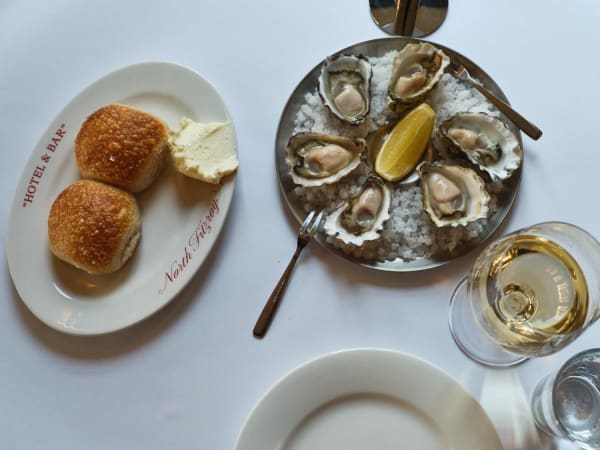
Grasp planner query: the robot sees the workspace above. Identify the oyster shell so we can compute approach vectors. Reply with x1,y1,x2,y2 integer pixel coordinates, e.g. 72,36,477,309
387,43,450,111
286,132,367,187
323,177,391,246
318,54,372,125
417,161,490,227
437,112,522,181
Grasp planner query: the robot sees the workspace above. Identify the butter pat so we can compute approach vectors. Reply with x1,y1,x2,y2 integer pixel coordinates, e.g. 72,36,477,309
169,118,238,184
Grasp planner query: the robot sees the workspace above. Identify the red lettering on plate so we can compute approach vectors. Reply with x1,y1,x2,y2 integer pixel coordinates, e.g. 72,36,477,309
159,197,221,294
22,124,67,207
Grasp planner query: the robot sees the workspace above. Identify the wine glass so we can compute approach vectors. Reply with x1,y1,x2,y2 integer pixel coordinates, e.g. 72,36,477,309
448,222,600,367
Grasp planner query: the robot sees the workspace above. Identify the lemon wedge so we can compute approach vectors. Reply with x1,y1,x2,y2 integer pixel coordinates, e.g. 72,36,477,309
374,102,435,182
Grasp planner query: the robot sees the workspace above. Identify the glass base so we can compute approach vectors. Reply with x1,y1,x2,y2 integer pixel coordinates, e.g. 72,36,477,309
448,277,529,368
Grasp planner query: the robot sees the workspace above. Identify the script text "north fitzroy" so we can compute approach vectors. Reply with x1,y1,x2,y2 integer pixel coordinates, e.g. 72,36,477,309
159,198,221,294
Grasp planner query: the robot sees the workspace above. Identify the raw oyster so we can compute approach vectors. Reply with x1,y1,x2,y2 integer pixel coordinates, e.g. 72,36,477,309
318,54,372,125
286,132,367,187
323,177,391,246
437,112,522,180
387,42,450,111
417,161,490,227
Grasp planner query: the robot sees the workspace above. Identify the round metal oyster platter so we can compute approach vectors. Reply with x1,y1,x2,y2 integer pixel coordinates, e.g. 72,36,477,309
275,37,522,272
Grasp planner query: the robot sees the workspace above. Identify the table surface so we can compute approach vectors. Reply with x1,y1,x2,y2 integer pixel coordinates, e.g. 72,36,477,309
1,1,598,449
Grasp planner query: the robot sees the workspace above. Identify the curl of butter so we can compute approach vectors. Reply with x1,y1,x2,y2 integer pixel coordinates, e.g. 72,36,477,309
169,118,238,184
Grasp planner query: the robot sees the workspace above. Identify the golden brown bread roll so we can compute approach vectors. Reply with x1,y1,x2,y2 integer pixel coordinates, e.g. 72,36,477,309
75,104,169,192
48,180,141,275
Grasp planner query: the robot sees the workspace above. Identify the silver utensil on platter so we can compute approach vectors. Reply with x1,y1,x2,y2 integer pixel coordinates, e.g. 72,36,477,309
253,210,325,338
449,61,543,141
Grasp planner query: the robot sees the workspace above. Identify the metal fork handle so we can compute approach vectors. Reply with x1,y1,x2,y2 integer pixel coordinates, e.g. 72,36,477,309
470,81,543,141
253,242,305,338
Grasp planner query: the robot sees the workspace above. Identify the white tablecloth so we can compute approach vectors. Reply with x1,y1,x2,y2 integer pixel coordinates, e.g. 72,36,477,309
1,1,598,449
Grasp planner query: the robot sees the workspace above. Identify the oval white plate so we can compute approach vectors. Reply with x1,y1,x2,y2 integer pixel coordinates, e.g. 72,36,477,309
6,62,236,335
235,348,502,450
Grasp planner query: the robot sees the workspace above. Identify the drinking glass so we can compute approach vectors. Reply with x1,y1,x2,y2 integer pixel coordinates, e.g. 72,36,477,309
448,222,600,367
531,348,600,449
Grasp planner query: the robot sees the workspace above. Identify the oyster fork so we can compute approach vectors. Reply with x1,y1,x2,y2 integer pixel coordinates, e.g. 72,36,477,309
253,210,325,338
449,61,543,141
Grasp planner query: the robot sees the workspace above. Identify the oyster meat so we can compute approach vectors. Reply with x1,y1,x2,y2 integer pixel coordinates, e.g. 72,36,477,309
323,177,391,246
387,42,450,111
318,54,372,125
286,132,367,187
437,112,522,181
417,161,490,227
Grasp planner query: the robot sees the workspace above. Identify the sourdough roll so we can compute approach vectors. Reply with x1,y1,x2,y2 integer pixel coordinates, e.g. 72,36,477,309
75,104,169,192
48,180,141,275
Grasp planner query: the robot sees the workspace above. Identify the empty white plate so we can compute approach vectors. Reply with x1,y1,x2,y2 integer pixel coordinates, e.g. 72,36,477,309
235,348,502,450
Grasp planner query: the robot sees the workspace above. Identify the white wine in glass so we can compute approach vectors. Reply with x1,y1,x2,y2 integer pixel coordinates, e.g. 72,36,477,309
449,222,600,367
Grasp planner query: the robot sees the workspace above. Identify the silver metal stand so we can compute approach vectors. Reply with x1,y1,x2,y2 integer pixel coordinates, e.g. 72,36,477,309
369,0,448,37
